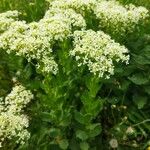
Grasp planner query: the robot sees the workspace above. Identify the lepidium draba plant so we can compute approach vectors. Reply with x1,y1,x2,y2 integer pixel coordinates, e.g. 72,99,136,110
0,84,33,148
70,30,129,78
94,0,149,40
0,0,149,149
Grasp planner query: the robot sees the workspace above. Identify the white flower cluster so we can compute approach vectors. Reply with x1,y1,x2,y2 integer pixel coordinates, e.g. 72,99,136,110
0,19,58,75
49,0,96,14
0,84,33,147
0,10,19,33
0,4,86,74
44,8,86,30
70,30,129,78
94,0,149,37
0,0,148,76
5,85,33,112
0,112,30,147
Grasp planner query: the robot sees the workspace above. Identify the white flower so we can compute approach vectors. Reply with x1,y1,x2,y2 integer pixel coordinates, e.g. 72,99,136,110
49,0,96,15
0,5,87,75
44,8,86,29
5,84,33,113
94,0,149,38
0,112,30,146
1,0,147,75
70,30,129,78
0,84,33,147
0,19,58,74
0,10,19,32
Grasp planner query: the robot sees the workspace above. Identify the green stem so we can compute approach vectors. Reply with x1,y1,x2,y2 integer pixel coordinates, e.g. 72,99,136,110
132,119,150,127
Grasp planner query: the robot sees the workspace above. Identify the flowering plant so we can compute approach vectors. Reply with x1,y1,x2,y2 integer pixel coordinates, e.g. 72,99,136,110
0,0,150,149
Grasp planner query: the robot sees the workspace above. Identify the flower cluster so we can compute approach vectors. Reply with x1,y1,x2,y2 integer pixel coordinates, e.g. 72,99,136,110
0,10,19,33
0,84,33,147
5,84,33,112
0,0,148,77
70,30,129,78
94,0,149,38
49,0,96,15
44,8,86,30
0,112,30,147
0,4,86,74
0,19,58,74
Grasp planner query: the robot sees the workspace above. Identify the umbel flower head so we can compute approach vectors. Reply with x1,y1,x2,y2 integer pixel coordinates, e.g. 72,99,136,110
94,0,149,38
0,84,33,148
0,0,148,76
0,10,19,33
49,0,97,15
5,84,34,113
0,5,86,75
70,30,129,78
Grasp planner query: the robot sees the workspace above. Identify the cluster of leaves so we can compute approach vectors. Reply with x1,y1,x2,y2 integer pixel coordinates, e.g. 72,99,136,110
0,0,150,150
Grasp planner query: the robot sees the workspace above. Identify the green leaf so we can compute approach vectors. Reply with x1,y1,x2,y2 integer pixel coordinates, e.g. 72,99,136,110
119,80,130,91
76,130,88,141
74,111,91,124
70,139,80,150
128,73,149,85
85,76,101,98
86,123,102,138
37,128,50,145
81,93,104,116
144,86,150,95
49,128,61,137
80,142,89,150
133,54,150,65
27,79,41,90
58,139,69,150
59,109,72,127
23,63,33,79
90,99,103,116
133,94,148,109
40,112,51,122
